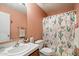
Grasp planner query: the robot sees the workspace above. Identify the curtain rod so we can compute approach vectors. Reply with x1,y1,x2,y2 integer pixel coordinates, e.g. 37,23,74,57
43,9,78,19
44,10,78,18
57,10,78,14
68,10,77,12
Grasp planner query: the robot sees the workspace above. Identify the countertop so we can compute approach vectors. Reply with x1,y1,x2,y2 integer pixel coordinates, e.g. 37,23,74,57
0,43,39,56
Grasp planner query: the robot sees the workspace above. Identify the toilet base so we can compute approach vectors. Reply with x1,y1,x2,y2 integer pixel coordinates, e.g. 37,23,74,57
39,52,47,56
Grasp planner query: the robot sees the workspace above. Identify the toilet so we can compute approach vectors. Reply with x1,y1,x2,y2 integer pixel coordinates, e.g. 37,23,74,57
35,40,55,56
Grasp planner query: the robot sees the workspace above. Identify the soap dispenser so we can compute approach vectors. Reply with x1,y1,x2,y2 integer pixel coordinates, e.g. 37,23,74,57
30,36,34,43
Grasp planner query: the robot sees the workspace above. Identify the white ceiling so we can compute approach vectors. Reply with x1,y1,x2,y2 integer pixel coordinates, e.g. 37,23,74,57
0,3,74,15
0,3,27,14
37,3,74,15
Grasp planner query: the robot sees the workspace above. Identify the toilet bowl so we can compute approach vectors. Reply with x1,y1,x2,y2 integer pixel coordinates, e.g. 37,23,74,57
40,47,54,56
35,40,55,56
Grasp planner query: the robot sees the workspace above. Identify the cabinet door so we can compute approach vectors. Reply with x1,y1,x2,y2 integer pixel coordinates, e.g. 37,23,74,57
0,12,10,42
29,49,39,56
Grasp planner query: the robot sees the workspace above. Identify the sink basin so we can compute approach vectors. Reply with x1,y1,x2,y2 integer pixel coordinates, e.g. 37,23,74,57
4,44,30,55
0,43,39,56
0,47,5,53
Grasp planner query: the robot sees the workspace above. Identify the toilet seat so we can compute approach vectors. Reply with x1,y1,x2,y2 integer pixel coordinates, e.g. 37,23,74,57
40,47,54,56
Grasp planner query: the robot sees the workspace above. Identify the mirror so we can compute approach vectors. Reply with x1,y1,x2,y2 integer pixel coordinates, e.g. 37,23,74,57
0,3,27,48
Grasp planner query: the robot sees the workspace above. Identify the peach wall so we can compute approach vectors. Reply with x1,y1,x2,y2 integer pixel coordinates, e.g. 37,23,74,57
0,5,27,40
47,4,74,16
27,4,47,40
74,4,79,28
27,3,75,40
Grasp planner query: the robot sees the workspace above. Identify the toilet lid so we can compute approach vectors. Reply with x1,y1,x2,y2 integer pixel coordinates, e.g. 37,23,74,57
35,40,44,44
40,47,54,56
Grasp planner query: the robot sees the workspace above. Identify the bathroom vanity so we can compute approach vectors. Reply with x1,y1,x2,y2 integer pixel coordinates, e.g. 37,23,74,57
23,43,39,56
0,43,39,56
27,49,39,56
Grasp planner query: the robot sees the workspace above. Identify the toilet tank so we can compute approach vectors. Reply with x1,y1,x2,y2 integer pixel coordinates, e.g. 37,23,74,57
35,40,44,50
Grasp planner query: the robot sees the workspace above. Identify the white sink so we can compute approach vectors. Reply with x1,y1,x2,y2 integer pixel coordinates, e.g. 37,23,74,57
0,43,39,56
0,48,5,53
3,43,30,56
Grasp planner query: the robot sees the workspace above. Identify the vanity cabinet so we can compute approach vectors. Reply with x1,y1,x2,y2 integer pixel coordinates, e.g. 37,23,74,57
29,49,39,56
74,48,79,56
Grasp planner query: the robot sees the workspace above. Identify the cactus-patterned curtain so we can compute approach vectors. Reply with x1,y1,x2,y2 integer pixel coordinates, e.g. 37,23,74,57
42,11,76,56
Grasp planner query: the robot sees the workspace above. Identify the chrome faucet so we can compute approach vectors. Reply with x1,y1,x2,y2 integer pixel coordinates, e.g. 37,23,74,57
15,42,19,47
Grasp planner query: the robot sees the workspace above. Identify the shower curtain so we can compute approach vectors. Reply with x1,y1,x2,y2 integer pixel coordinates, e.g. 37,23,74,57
42,11,76,56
